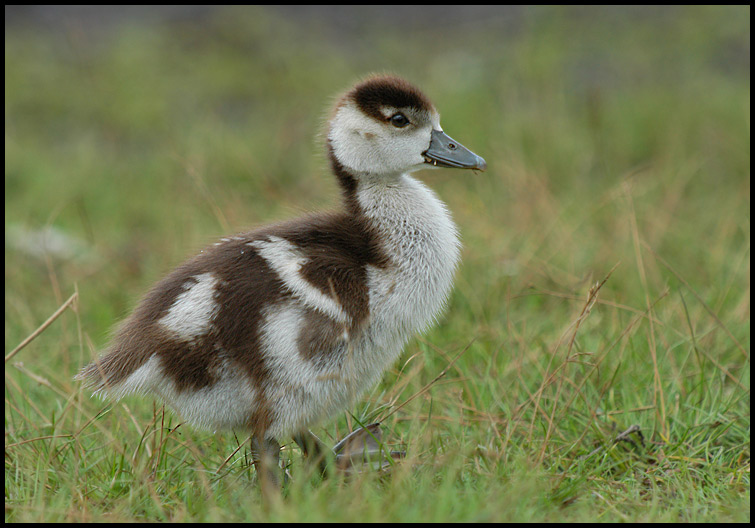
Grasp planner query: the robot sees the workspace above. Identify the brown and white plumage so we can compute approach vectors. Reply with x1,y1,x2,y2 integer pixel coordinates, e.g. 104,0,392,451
77,74,486,485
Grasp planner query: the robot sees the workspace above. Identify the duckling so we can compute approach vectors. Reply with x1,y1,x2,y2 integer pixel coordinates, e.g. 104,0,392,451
76,74,486,491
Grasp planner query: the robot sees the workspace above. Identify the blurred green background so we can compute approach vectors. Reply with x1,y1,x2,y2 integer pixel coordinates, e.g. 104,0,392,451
5,5,750,522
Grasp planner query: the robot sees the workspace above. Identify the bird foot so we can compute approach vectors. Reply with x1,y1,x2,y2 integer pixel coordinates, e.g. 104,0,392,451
294,422,405,475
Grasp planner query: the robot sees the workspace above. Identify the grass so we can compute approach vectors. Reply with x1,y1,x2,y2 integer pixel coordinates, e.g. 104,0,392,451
5,5,750,522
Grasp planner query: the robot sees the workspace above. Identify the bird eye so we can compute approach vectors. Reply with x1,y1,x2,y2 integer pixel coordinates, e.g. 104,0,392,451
390,113,410,128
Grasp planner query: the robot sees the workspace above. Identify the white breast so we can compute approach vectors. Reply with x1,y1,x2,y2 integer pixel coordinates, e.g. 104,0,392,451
359,174,461,364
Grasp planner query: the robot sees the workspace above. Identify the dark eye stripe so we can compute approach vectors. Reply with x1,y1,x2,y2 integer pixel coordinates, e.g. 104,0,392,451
350,76,434,123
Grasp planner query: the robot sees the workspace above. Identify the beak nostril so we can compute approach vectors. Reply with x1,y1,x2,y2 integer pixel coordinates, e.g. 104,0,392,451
448,143,457,150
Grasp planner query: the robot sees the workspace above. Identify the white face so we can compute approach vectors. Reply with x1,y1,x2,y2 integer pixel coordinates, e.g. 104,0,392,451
328,101,442,177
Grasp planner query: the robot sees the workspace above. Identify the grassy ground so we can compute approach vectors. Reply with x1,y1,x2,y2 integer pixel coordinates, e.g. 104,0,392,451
5,6,749,522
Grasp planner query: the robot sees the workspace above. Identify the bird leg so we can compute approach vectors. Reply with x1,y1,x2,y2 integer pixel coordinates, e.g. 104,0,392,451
293,430,330,475
251,435,281,499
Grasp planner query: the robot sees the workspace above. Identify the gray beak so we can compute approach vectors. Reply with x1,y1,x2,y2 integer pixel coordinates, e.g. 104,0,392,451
423,129,487,171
